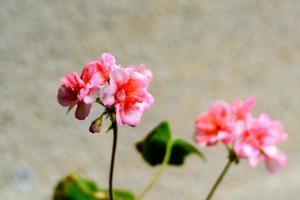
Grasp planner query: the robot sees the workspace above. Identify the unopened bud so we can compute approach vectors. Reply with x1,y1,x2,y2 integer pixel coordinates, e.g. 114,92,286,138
89,118,102,134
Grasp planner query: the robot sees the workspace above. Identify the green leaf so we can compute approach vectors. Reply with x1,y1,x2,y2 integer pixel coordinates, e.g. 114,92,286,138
53,173,135,200
169,138,204,165
102,189,135,200
53,174,99,200
136,121,171,166
136,121,204,166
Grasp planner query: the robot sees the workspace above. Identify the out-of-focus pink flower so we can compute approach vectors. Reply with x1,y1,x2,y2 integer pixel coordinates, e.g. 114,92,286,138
194,97,287,173
230,97,256,120
102,66,154,126
233,113,287,173
194,101,234,146
57,53,117,120
194,97,256,146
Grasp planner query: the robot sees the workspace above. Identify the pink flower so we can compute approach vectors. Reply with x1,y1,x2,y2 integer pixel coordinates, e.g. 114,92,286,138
194,97,256,146
194,97,287,172
230,97,256,120
81,53,119,85
127,64,153,87
233,114,287,173
57,53,117,120
102,66,154,126
194,101,234,146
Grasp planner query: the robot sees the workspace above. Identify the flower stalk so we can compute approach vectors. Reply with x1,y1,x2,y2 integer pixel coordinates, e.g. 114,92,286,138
137,140,173,199
109,114,118,200
205,149,237,200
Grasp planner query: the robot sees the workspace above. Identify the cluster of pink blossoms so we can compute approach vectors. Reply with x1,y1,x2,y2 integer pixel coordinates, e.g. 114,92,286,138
194,97,287,173
57,53,154,126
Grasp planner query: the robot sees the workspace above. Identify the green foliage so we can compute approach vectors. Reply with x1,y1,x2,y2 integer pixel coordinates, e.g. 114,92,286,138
136,121,204,166
170,139,204,165
102,190,136,200
136,121,171,165
53,174,135,200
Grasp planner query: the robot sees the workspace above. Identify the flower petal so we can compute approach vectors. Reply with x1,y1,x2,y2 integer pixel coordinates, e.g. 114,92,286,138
102,84,117,106
57,86,77,106
61,72,84,89
265,151,287,173
81,61,107,86
110,68,129,86
83,87,100,104
75,103,92,120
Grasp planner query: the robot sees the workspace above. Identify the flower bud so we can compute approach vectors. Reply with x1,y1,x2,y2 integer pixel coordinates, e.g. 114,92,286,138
89,118,102,134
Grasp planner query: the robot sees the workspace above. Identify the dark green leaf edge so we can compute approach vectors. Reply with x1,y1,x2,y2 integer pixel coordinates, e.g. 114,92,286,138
53,173,135,200
136,121,205,167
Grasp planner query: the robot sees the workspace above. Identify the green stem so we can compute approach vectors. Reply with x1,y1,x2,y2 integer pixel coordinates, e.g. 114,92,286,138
205,151,236,200
96,98,105,106
137,140,173,199
109,119,118,200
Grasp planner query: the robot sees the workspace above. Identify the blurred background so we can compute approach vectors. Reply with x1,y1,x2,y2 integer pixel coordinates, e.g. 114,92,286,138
1,0,300,199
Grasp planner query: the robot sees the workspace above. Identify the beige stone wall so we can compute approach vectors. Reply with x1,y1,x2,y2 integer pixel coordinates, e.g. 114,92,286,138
1,0,299,199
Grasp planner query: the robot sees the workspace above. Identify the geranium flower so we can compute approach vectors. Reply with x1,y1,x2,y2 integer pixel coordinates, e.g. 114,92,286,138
101,65,154,126
230,97,256,120
233,113,287,173
194,97,256,146
194,101,233,146
57,53,117,120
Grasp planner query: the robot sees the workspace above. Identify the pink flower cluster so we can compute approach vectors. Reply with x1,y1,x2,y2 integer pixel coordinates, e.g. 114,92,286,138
194,97,287,173
57,53,154,126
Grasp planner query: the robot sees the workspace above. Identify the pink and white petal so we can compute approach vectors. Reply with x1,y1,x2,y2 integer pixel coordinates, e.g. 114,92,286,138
195,113,216,133
194,135,208,147
61,72,85,89
113,64,122,70
248,156,259,167
119,105,142,126
102,85,117,106
139,92,154,112
81,61,107,86
78,87,89,101
84,87,100,104
75,103,92,120
115,104,125,125
101,53,116,68
131,71,148,84
272,120,288,141
218,131,233,144
243,144,259,158
81,61,98,82
207,136,218,146
257,113,272,126
210,101,231,123
265,151,287,173
238,97,256,117
233,142,245,158
128,88,148,100
116,89,126,102
110,68,128,85
136,64,153,86
125,95,143,106
89,71,107,86
125,66,136,74
126,72,147,93
233,120,246,136
263,145,279,158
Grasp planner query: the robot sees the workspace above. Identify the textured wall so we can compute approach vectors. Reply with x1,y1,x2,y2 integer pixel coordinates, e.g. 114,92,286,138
1,0,299,199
